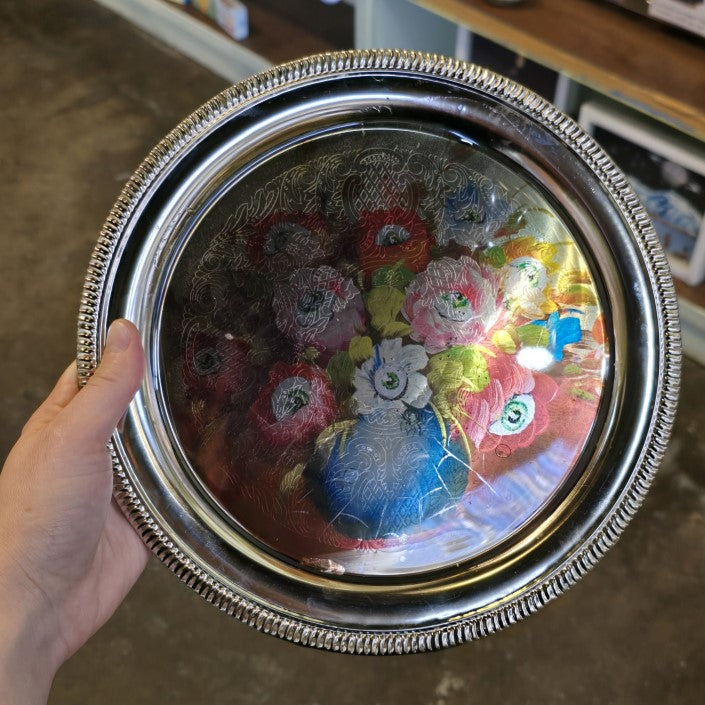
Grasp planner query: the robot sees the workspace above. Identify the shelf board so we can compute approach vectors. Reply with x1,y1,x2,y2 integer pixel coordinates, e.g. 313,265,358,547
94,0,270,82
675,279,705,310
670,281,705,364
414,0,705,139
182,2,341,66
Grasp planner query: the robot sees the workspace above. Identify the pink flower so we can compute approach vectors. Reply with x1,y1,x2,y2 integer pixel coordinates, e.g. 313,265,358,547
248,362,336,446
273,265,366,360
402,256,502,354
458,353,558,452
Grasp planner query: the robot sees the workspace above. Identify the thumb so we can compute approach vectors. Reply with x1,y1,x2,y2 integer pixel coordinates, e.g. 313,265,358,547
62,319,145,451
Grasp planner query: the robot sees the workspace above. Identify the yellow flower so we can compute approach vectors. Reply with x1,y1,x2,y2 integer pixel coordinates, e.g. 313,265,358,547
503,236,561,275
554,269,598,306
496,233,586,320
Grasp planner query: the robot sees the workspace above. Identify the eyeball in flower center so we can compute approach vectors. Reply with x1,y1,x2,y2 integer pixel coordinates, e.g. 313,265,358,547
457,205,484,224
489,393,536,436
433,291,474,322
193,347,222,376
295,288,336,327
264,222,314,256
506,256,548,292
376,224,411,246
374,364,409,400
271,376,313,421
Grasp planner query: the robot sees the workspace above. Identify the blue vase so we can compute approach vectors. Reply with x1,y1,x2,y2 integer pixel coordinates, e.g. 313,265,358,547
305,407,469,540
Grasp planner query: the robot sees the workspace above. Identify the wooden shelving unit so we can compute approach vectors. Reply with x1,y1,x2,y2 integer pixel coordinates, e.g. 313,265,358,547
413,0,705,140
94,0,351,81
94,0,269,81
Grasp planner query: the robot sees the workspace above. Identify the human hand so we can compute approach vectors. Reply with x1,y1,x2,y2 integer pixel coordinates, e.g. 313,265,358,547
0,320,148,705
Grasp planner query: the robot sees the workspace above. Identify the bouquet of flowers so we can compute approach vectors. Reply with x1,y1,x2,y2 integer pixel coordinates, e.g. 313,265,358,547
175,200,606,552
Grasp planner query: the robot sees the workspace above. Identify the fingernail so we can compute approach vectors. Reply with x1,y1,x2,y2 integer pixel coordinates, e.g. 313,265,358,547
105,319,131,353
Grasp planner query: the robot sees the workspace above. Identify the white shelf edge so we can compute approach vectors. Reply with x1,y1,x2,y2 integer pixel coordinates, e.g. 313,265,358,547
94,0,272,84
679,296,705,366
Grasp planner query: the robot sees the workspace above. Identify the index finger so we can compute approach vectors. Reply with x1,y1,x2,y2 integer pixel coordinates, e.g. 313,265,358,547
21,362,80,436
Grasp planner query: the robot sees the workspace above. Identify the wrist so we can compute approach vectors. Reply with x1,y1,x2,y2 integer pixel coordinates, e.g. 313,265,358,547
0,555,60,705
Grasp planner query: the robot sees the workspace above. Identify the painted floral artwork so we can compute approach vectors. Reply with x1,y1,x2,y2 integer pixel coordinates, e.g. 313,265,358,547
162,130,609,577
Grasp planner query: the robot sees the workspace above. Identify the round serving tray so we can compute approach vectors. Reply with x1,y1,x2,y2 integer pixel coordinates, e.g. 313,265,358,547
78,50,680,653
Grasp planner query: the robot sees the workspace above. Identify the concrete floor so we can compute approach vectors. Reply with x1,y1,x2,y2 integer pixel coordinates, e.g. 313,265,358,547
1,1,704,703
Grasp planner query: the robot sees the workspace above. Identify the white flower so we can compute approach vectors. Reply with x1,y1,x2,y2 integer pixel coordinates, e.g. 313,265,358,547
353,338,431,414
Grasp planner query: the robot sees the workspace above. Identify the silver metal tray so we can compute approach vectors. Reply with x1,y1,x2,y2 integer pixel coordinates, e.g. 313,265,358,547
78,50,680,653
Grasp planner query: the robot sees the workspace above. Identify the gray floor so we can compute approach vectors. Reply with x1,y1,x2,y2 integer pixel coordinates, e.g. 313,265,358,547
1,1,704,703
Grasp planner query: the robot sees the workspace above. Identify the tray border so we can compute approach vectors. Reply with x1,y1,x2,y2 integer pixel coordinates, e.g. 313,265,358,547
77,49,681,654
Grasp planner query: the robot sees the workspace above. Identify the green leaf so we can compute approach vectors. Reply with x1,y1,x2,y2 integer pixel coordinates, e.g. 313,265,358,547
570,386,596,401
299,346,320,363
326,351,355,392
517,324,550,348
491,329,517,354
501,209,527,236
462,355,490,393
371,262,416,290
380,321,413,338
348,335,373,363
428,345,490,399
480,246,506,268
366,286,410,338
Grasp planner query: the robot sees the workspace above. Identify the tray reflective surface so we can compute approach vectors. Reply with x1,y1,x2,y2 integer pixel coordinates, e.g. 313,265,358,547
162,126,608,577
79,51,679,651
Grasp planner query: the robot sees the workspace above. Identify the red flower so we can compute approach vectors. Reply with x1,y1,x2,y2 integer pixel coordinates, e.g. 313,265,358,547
458,352,558,453
249,362,335,446
357,208,432,281
182,329,251,406
247,212,330,277
482,372,557,452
